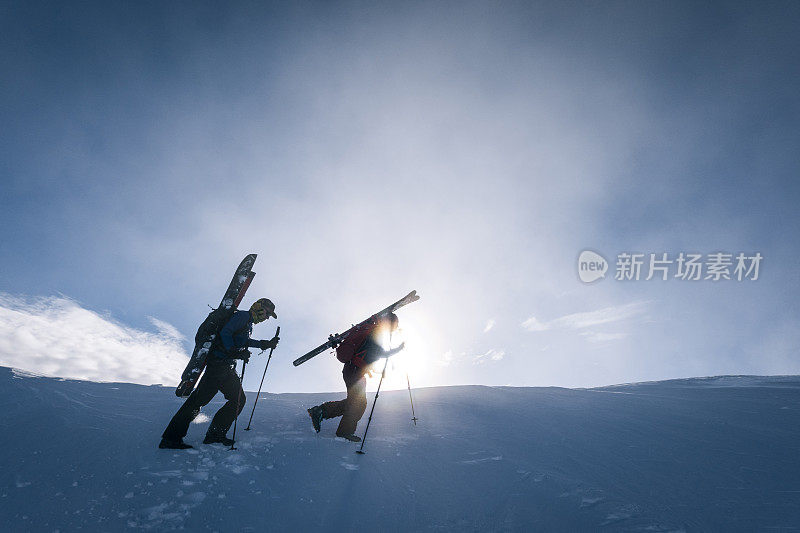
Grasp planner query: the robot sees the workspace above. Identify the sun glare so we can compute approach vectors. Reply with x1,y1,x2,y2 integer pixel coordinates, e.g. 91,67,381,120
368,320,430,391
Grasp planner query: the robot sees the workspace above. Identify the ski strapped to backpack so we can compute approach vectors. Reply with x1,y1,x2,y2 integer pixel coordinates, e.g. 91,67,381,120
335,317,379,367
175,254,257,397
292,290,420,367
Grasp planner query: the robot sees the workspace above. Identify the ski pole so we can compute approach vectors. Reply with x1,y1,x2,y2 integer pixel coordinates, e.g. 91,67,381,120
406,373,418,425
230,360,247,451
245,326,280,431
356,355,390,455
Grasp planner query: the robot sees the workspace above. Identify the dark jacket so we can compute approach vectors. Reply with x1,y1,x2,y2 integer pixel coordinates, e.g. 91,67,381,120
343,334,388,384
211,310,261,362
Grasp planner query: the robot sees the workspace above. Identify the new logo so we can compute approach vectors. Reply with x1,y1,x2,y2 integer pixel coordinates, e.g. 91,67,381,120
578,250,608,283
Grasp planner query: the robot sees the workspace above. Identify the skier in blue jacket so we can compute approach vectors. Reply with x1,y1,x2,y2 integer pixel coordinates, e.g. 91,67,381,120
160,298,279,449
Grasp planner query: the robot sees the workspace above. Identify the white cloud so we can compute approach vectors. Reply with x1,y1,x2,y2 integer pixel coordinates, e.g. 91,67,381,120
0,294,188,385
550,302,647,329
473,349,505,364
522,302,647,332
483,319,495,333
436,350,454,367
580,331,629,343
148,316,186,342
521,316,550,332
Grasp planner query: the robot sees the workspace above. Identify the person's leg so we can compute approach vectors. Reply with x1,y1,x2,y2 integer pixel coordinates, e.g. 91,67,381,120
320,399,347,419
336,376,367,436
162,370,219,441
307,397,345,433
207,364,246,437
308,370,351,432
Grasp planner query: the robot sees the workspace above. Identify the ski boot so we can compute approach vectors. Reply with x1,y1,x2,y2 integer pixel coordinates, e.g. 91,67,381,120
308,406,323,433
203,432,235,446
159,438,193,450
336,433,362,442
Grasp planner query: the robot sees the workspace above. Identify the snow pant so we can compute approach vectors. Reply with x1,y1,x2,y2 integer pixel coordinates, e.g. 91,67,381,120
320,374,367,436
162,360,246,441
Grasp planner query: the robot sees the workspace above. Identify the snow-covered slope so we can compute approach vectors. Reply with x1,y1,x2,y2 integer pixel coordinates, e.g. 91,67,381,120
2,367,799,531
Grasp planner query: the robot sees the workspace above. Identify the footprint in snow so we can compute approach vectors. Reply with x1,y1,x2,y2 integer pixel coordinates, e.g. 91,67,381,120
185,491,206,503
149,470,181,478
580,497,604,508
459,455,502,465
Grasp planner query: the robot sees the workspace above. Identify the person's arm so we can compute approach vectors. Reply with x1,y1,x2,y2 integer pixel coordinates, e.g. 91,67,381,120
253,337,280,350
385,343,405,357
249,327,280,350
220,312,249,352
361,337,405,365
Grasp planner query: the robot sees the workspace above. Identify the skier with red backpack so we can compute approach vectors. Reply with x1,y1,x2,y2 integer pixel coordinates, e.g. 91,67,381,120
307,312,405,441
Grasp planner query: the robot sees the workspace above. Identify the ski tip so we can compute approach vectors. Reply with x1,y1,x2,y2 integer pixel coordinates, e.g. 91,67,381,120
239,254,257,268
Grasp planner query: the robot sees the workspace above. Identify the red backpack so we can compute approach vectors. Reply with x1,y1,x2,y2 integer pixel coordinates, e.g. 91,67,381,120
335,317,377,366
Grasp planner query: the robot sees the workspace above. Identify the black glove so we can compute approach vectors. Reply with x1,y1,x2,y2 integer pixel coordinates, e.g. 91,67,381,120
232,348,251,363
259,336,279,351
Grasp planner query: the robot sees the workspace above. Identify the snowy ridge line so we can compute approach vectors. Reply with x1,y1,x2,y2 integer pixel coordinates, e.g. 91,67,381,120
9,365,170,386
589,374,800,390
8,365,800,391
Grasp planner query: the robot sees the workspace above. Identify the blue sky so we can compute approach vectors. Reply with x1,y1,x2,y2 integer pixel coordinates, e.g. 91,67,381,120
1,1,798,392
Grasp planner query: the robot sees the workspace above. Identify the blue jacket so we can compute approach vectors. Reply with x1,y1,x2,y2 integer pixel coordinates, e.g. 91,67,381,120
212,310,261,361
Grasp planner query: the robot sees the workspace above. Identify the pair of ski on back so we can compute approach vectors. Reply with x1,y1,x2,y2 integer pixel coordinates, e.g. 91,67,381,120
175,254,258,397
291,290,420,367
175,254,420,397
